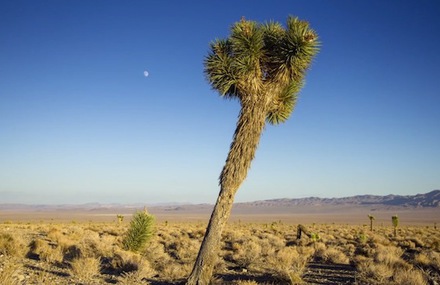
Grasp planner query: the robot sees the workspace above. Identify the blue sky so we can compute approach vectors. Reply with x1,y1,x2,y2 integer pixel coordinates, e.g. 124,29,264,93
1,0,439,204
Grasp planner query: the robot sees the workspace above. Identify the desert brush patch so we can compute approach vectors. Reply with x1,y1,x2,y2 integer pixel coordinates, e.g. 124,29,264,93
0,219,439,284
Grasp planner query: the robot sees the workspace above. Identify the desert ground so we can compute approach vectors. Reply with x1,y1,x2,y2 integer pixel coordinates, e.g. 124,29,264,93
0,204,439,284
1,203,439,225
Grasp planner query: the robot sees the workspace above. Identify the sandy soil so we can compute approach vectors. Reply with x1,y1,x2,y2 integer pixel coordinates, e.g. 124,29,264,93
1,204,438,226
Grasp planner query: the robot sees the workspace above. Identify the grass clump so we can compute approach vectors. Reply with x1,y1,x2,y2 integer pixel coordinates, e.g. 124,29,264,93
122,209,155,252
0,233,26,257
70,256,101,281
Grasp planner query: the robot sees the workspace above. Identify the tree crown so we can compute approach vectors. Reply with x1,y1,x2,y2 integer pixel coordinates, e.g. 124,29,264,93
204,16,320,124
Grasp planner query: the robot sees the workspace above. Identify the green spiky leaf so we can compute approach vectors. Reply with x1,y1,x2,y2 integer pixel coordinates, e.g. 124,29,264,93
122,210,155,252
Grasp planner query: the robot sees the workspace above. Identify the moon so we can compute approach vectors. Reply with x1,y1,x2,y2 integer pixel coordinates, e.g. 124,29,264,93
143,70,149,77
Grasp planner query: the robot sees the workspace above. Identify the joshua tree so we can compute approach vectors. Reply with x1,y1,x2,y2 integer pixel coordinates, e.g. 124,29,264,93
297,224,312,240
392,215,399,237
116,214,124,224
187,16,319,284
368,214,375,231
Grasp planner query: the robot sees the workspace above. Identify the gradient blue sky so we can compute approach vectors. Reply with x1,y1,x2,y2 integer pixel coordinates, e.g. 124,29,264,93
1,1,439,204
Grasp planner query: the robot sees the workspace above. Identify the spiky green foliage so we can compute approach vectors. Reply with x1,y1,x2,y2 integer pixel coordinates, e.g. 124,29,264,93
205,16,319,124
392,215,399,228
122,210,155,252
117,214,124,224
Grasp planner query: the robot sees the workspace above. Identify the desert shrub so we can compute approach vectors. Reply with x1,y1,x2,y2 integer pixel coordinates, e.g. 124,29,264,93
313,242,327,260
414,252,431,267
143,241,176,275
373,245,404,267
406,237,424,248
174,238,200,263
108,249,155,278
231,236,262,269
187,228,205,240
267,247,308,284
297,245,315,259
357,259,394,284
430,251,440,270
98,232,118,255
258,238,277,258
369,233,392,246
393,268,427,285
75,229,114,259
321,247,349,264
122,210,155,252
72,230,118,260
46,227,63,242
160,262,192,280
0,233,26,257
421,250,440,271
28,238,63,263
70,256,101,281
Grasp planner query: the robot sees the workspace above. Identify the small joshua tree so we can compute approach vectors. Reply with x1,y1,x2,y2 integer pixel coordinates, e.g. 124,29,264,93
392,215,399,237
297,224,312,240
117,214,124,224
122,208,155,252
368,214,375,231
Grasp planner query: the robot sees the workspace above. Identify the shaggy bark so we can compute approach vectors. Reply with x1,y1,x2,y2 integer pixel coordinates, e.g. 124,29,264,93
186,98,267,285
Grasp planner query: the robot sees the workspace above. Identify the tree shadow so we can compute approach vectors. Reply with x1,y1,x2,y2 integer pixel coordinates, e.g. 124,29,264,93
24,264,70,278
302,262,357,285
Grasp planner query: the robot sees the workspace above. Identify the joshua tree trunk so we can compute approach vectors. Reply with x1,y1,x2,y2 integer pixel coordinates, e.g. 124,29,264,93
297,224,312,240
186,98,268,285
392,215,399,237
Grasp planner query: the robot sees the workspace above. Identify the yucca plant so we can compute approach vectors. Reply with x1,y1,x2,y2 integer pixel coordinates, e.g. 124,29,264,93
368,214,375,231
392,215,399,237
187,16,319,284
122,209,155,253
117,214,124,224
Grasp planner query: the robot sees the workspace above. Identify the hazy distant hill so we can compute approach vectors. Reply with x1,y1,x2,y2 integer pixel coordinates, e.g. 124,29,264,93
1,190,439,211
243,190,440,208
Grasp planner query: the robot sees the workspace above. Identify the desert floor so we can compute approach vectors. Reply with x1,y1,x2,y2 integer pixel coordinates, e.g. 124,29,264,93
1,203,439,225
0,205,439,284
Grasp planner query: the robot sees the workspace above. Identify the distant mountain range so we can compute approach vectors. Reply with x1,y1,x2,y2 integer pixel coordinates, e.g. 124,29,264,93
243,190,440,208
1,190,439,211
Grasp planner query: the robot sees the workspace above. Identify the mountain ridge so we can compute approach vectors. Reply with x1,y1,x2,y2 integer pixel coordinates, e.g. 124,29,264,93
0,190,439,211
242,190,440,208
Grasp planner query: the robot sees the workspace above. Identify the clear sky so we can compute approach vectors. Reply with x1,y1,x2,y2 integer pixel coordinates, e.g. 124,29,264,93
1,0,439,204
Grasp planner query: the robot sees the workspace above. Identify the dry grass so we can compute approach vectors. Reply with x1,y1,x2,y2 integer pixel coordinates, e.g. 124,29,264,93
70,256,101,281
0,233,27,257
393,268,428,285
266,246,309,284
0,260,22,285
0,220,439,284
